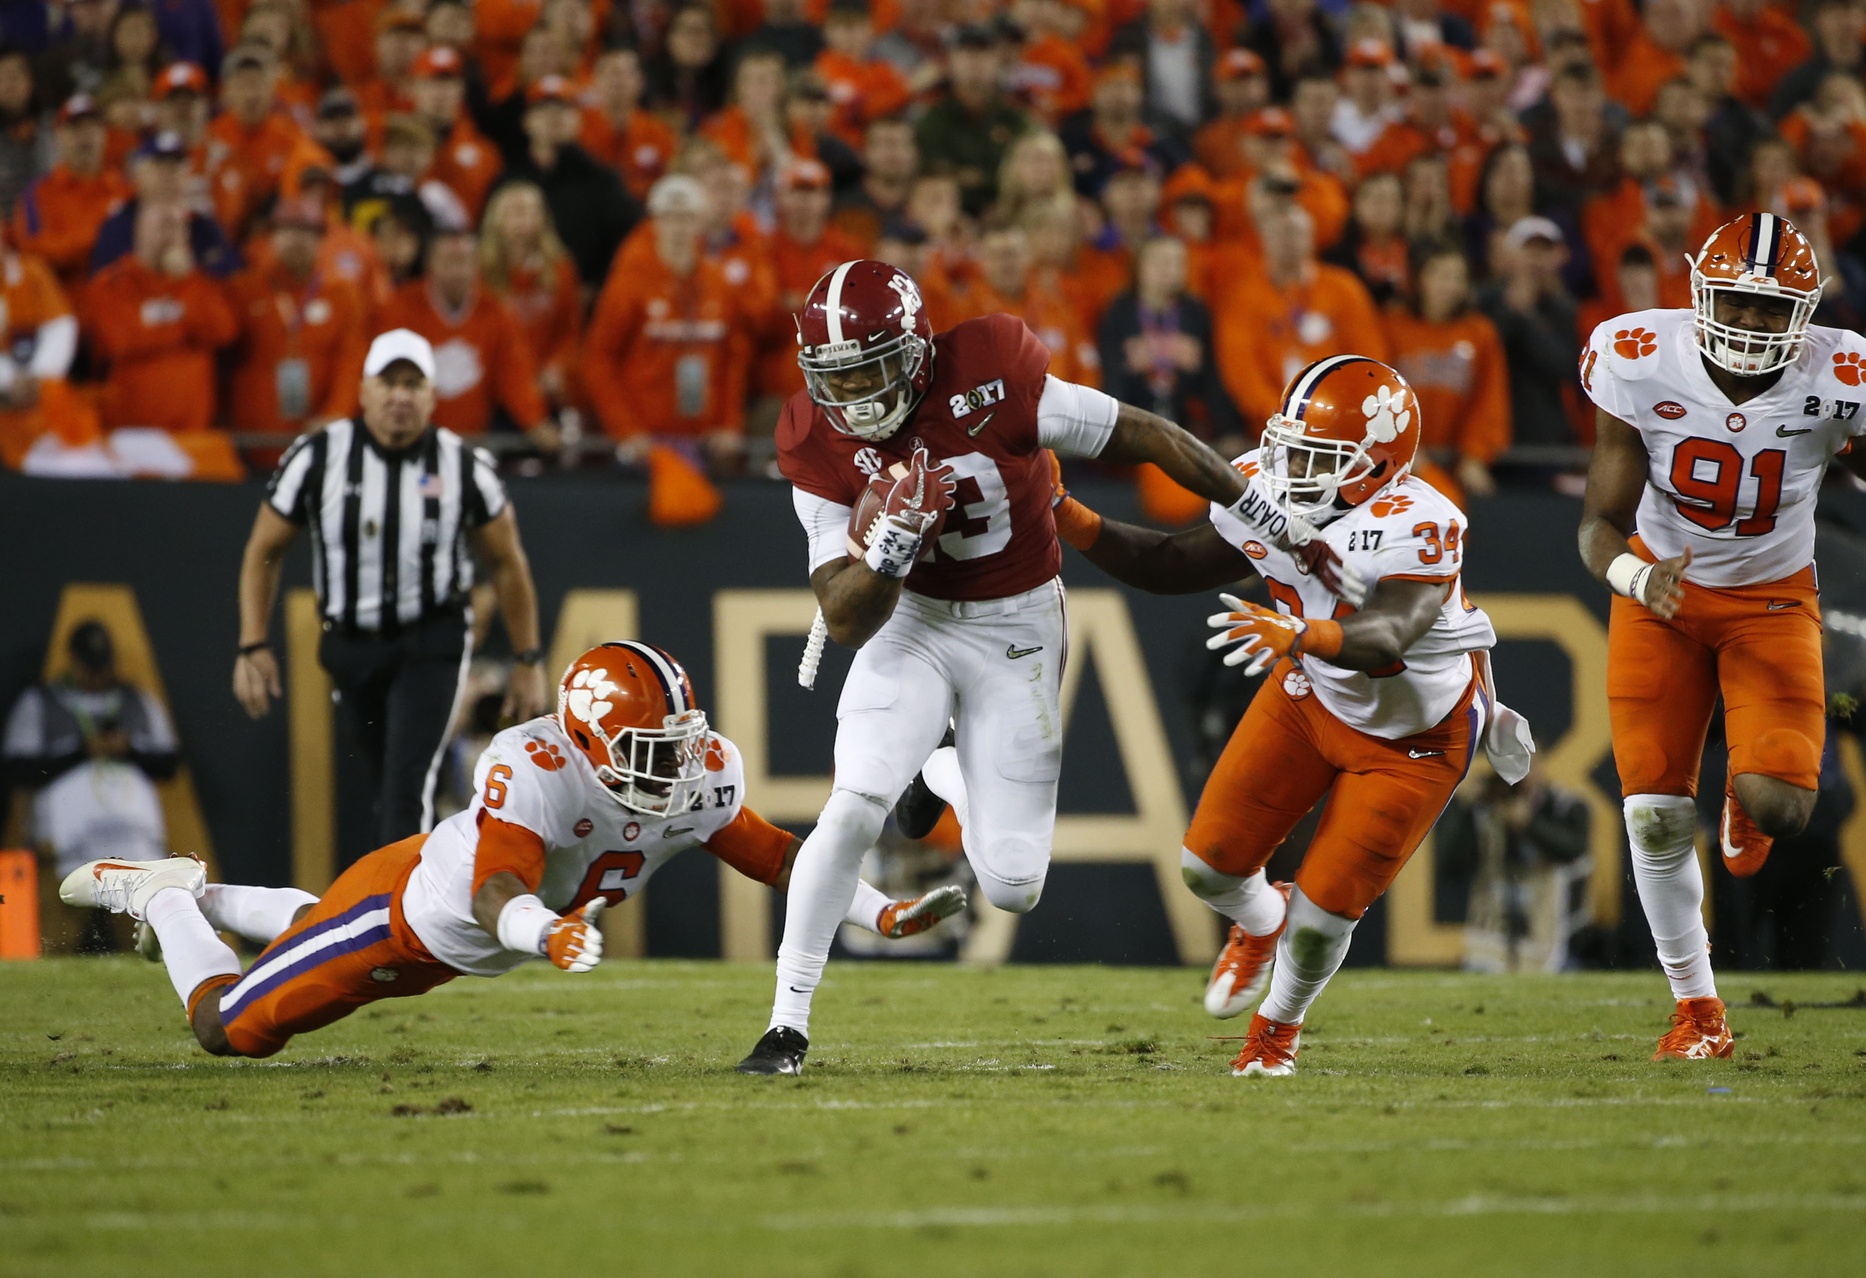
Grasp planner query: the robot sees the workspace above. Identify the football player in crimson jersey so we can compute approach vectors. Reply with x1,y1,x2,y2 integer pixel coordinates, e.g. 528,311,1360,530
977,356,1534,1076
59,643,960,1059
1578,212,1866,1060
740,258,1334,1076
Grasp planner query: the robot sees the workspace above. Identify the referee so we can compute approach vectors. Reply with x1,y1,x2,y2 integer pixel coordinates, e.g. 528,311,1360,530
233,329,548,859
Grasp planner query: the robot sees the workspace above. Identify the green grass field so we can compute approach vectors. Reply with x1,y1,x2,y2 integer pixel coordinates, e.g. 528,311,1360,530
3,959,1865,1278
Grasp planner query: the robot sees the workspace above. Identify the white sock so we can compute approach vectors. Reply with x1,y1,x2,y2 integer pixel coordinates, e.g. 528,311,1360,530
143,887,243,1012
1624,794,1716,1000
1258,887,1357,1025
1180,849,1286,935
199,883,319,945
770,789,890,1035
920,747,969,826
843,880,891,934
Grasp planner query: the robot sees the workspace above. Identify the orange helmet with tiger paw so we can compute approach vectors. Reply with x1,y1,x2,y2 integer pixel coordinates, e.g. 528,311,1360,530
1259,355,1420,521
557,642,708,815
1690,212,1823,376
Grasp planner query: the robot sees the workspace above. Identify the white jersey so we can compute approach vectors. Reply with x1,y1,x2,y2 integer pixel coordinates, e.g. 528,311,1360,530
401,716,748,976
1209,453,1498,740
1581,308,1866,588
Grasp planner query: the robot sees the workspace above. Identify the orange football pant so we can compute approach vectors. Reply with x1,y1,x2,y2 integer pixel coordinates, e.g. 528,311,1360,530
1608,539,1824,797
213,836,457,1058
1184,662,1484,918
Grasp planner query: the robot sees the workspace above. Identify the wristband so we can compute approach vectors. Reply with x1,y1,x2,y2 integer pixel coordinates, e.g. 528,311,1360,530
864,521,924,578
1605,552,1653,604
1053,495,1104,551
495,893,557,956
513,647,544,666
1296,618,1345,660
238,641,269,657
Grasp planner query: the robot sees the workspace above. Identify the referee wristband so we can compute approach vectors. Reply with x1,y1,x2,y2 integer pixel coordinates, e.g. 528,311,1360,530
1605,553,1653,605
237,641,269,657
496,894,557,957
513,648,544,666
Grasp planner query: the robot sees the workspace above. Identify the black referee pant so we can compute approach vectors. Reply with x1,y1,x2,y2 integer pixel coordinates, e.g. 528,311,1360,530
319,609,471,866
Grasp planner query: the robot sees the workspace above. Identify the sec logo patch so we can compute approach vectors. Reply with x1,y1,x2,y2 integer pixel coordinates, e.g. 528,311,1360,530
1242,541,1269,560
1726,412,1747,433
574,818,594,838
1652,401,1686,419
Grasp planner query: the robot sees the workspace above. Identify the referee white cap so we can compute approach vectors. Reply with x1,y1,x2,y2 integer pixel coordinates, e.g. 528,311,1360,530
364,329,437,381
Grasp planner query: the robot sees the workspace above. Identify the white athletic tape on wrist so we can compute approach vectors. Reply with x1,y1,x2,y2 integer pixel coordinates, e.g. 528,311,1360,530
1606,552,1653,605
496,894,556,956
864,521,924,578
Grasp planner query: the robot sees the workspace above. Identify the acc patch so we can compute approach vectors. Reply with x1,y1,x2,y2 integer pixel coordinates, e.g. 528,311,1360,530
1652,401,1687,419
1242,541,1269,560
574,818,594,838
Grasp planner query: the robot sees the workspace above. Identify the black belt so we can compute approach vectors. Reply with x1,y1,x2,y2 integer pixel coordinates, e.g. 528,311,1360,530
320,600,467,642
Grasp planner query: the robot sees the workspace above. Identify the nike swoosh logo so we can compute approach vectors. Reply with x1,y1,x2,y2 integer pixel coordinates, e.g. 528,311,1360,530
1776,425,1814,437
966,410,997,437
662,826,694,838
1767,600,1798,610
1005,643,1042,659
788,986,811,994
1407,749,1444,759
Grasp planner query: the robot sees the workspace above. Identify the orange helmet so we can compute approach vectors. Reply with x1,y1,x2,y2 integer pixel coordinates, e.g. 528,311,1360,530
1260,355,1420,520
557,641,708,815
1690,212,1823,376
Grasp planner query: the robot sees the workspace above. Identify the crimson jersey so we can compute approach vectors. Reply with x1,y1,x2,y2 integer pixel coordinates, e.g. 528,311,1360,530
777,314,1062,602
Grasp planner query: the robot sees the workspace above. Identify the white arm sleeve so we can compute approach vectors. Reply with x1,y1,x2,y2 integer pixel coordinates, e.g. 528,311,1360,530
793,487,855,573
1035,374,1120,458
29,315,78,379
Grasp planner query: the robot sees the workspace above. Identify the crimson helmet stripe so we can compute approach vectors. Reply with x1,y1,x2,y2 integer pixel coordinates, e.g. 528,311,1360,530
608,640,690,716
1285,354,1379,421
822,260,857,345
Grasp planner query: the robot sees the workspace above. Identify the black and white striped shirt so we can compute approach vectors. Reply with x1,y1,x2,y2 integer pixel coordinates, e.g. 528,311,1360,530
266,419,508,633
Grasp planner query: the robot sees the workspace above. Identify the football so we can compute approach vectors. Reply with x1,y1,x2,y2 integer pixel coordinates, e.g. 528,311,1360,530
845,463,950,559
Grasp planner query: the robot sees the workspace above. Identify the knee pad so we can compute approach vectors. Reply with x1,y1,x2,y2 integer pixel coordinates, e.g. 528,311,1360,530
820,788,892,851
1622,794,1696,864
1750,728,1820,787
970,838,1049,914
1180,847,1239,901
1283,889,1355,968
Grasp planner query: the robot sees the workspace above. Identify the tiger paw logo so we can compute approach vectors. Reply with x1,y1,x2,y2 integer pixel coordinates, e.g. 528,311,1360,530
526,739,567,771
1370,494,1414,517
1613,328,1657,360
1361,384,1411,444
1234,458,1260,480
1283,669,1313,700
565,667,618,730
1835,351,1864,387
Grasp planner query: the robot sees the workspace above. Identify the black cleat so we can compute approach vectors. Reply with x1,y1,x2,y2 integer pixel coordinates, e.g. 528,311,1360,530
736,1026,809,1075
894,727,955,840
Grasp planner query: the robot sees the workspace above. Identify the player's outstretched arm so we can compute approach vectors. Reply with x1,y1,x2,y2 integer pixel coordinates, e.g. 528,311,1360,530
1075,514,1255,594
1207,577,1446,674
472,869,605,972
1578,409,1688,619
1095,403,1249,507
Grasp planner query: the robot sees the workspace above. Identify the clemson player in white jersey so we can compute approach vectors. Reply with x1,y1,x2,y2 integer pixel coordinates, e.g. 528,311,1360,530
1016,356,1534,1075
58,643,961,1058
1578,212,1866,1060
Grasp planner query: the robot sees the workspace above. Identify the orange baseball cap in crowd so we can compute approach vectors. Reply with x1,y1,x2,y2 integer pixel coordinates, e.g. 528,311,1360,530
271,195,328,232
1345,39,1393,69
1217,49,1266,81
1161,164,1217,206
412,46,464,79
779,158,833,190
526,74,578,106
1468,49,1507,79
1094,61,1142,88
376,9,426,33
1777,176,1828,216
57,94,101,125
1246,106,1295,137
154,62,208,99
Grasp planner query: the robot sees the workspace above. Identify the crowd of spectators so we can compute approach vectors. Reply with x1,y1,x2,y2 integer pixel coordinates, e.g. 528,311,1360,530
0,0,1860,495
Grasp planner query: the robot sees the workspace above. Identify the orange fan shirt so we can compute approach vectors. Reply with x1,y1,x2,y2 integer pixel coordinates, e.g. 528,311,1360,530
376,281,548,434
1711,5,1811,110
81,258,240,432
428,116,504,222
1011,35,1093,125
1606,33,1688,119
1212,264,1389,431
579,106,680,201
492,257,583,400
583,249,751,441
0,250,95,468
205,111,328,241
309,0,387,88
10,166,133,289
1580,178,1721,298
950,276,1102,387
224,263,370,432
759,223,867,398
815,50,914,151
1384,308,1512,464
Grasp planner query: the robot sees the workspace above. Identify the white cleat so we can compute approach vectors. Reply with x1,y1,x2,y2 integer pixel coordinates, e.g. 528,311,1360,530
877,884,968,938
59,855,206,921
